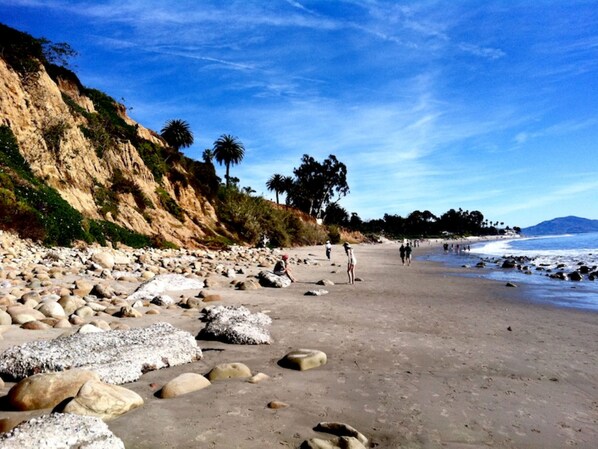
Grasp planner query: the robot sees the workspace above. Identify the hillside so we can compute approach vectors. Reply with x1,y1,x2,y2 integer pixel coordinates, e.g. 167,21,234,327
521,216,598,236
0,24,229,247
0,23,337,249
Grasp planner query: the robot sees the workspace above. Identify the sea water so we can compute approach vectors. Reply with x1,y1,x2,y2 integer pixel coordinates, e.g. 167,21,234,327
425,232,598,312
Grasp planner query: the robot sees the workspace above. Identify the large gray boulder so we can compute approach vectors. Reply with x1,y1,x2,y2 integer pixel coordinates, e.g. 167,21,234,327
258,270,291,288
0,413,125,449
0,322,202,384
199,305,272,345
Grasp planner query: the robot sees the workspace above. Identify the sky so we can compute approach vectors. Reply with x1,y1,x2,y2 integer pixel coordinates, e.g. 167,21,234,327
1,0,597,228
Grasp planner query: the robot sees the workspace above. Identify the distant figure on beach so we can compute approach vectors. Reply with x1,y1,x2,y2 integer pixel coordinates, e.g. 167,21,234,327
325,240,332,260
273,254,296,282
399,244,406,265
405,243,412,266
345,243,356,284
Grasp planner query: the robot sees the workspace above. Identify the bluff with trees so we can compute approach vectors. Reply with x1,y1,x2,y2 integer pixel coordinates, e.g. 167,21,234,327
0,23,331,248
0,23,514,249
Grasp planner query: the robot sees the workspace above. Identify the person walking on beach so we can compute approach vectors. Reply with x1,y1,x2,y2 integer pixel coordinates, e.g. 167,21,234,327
399,243,406,265
273,254,296,282
325,240,332,260
405,243,412,266
345,243,356,284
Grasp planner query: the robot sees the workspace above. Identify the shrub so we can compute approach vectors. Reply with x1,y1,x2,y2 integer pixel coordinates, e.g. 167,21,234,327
136,140,167,182
41,118,69,158
216,187,328,247
328,225,341,244
86,219,151,248
93,182,119,218
156,187,185,222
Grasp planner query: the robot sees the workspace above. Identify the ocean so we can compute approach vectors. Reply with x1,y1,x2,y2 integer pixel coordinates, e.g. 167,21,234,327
424,232,598,312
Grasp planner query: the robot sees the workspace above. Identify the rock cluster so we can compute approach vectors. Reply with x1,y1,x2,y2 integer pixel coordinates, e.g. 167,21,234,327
0,322,202,384
0,230,295,335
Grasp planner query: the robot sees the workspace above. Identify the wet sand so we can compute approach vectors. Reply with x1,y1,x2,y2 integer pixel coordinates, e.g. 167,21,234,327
1,241,597,448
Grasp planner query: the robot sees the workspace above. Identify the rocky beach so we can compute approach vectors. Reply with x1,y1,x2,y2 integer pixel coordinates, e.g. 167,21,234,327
0,231,596,448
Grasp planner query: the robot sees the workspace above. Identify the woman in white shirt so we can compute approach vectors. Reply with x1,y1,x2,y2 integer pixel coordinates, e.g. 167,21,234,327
345,244,356,284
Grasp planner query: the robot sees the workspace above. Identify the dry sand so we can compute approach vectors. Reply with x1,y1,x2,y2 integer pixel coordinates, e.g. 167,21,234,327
1,241,597,448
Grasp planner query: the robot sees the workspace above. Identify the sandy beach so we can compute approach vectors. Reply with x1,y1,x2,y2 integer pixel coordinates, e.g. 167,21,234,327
1,241,597,448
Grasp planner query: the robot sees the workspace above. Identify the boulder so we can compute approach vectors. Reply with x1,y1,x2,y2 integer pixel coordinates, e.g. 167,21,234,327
91,252,115,270
258,270,291,288
280,349,327,371
74,305,95,319
501,260,516,269
186,297,204,309
206,362,252,381
61,379,144,421
159,372,211,398
150,295,175,307
300,437,366,449
248,372,270,384
116,306,143,318
58,295,84,315
0,309,12,325
91,284,115,299
7,306,46,324
126,274,204,303
316,279,335,286
267,400,289,409
315,422,368,446
568,271,582,281
37,301,66,319
0,413,125,449
73,279,94,297
199,305,272,345
202,294,222,302
236,279,260,290
21,320,51,330
0,322,202,384
305,289,329,296
78,324,104,334
7,369,100,411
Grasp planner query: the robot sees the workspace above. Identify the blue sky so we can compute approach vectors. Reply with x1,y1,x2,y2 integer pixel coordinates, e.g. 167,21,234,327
2,0,597,227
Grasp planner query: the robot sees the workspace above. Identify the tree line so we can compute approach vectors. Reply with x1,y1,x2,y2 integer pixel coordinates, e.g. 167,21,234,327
161,120,517,240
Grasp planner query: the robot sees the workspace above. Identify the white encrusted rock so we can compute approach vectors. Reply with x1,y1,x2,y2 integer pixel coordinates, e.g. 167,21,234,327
126,274,204,302
0,413,125,448
258,270,291,288
199,305,272,345
0,322,202,384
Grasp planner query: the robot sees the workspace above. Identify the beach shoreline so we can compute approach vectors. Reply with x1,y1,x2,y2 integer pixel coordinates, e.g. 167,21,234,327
1,239,597,448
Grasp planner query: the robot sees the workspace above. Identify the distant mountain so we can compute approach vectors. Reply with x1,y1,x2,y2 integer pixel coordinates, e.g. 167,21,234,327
522,216,598,236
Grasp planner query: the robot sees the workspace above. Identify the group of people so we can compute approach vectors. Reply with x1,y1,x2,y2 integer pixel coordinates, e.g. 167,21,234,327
274,238,413,286
399,242,413,266
273,240,357,285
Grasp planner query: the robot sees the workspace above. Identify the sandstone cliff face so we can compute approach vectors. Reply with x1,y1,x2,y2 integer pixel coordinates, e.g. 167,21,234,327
0,58,220,247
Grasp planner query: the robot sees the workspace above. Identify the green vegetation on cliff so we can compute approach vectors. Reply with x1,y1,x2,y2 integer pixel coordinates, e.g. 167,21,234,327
0,125,152,247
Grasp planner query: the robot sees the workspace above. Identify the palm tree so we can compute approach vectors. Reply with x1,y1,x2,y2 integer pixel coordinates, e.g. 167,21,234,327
160,119,194,151
213,134,245,187
266,173,287,204
202,148,214,164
